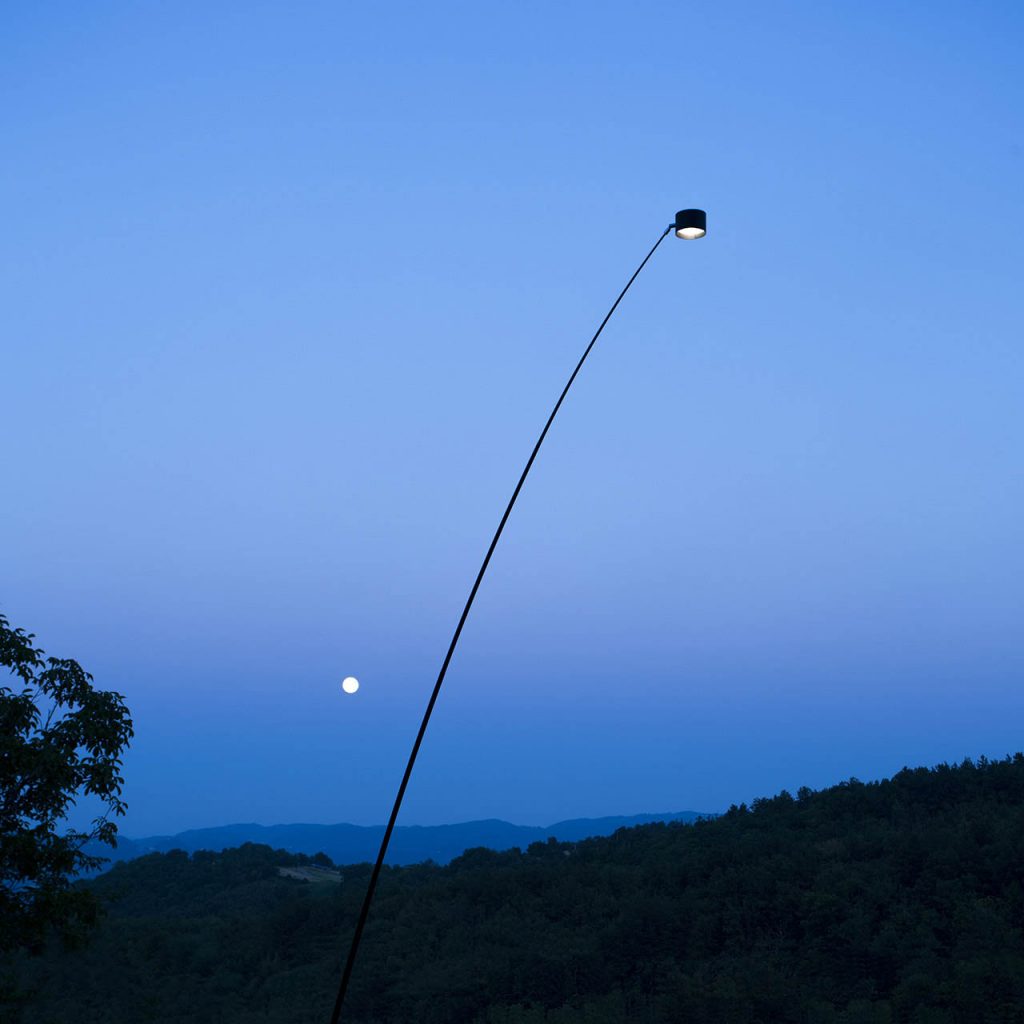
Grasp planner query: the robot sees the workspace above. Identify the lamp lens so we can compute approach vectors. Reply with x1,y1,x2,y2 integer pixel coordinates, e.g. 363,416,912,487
676,226,706,239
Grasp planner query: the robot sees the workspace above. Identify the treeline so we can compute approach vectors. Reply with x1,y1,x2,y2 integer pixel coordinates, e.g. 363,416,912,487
5,756,1024,1022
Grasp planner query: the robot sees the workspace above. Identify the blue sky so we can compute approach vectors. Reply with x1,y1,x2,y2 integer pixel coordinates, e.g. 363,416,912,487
3,2,1023,836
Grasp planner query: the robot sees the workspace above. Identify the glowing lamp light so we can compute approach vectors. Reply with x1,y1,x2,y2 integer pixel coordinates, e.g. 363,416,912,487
674,209,707,240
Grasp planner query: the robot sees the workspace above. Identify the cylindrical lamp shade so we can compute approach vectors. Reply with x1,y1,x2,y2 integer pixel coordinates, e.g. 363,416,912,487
674,209,707,239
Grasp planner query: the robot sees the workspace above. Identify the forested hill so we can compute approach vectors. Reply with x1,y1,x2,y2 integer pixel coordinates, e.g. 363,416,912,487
7,756,1024,1023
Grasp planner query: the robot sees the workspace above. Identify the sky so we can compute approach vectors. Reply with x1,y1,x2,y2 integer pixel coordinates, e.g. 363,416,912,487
2,2,1023,837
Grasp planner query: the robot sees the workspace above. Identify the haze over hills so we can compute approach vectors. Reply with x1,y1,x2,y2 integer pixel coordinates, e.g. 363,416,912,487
98,812,709,869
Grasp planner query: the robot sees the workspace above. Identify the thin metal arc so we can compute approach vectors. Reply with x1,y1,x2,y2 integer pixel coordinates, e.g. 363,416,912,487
328,223,673,1023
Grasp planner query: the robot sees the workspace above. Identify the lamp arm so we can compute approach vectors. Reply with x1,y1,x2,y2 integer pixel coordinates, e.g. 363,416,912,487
328,223,672,1023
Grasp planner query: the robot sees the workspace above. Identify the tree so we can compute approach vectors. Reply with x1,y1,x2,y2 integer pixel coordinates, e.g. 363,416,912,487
0,613,133,952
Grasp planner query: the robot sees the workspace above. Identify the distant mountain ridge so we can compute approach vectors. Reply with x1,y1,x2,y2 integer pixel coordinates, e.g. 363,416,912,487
99,811,710,869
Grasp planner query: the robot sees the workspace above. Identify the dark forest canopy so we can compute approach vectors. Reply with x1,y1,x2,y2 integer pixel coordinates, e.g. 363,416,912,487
5,755,1024,1023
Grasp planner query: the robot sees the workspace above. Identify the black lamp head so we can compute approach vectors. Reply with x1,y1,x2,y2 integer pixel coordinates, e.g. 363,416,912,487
674,209,707,240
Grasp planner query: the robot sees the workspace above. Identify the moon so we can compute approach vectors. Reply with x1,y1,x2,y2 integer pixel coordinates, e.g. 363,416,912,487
341,676,360,695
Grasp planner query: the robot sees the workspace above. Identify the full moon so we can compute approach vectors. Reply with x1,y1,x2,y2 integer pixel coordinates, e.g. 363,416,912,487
341,676,360,695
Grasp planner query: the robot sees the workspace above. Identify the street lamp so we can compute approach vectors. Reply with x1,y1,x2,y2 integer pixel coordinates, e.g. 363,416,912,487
329,208,707,1023
674,208,707,239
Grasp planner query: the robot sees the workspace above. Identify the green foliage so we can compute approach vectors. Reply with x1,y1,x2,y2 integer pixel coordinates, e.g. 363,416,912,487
6,756,1024,1022
0,613,133,953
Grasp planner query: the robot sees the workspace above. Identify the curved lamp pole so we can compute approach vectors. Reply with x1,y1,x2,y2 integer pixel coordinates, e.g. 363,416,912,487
329,208,708,1023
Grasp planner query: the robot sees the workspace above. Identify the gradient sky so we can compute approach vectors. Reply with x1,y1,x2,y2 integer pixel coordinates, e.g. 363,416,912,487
3,2,1023,837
